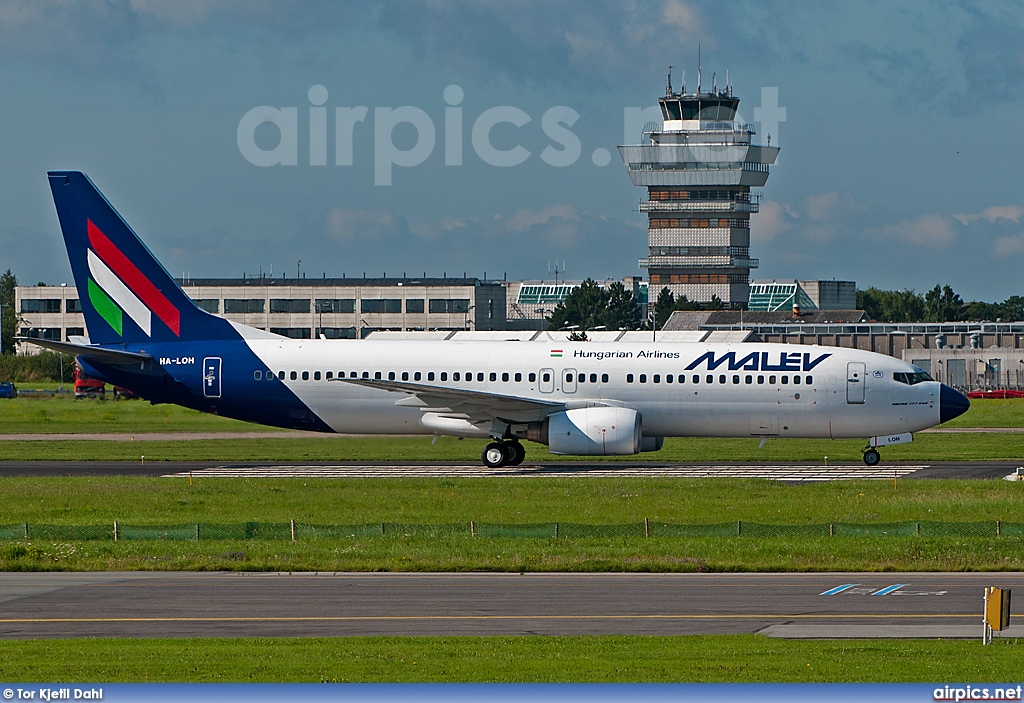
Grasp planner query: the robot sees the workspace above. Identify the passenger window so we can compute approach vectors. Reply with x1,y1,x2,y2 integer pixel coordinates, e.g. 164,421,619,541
653,374,661,383
490,372,497,382
705,375,712,384
414,372,421,381
627,374,634,383
745,375,752,384
440,372,447,381
502,373,509,382
362,371,369,379
375,372,382,380
694,375,700,384
278,371,285,380
590,374,597,383
515,373,522,382
677,374,684,384
325,371,333,380
290,371,297,380
719,375,726,384
314,371,321,381
769,375,776,384
542,373,550,382
640,374,647,383
566,373,574,383
601,374,608,383
350,371,357,378
806,375,813,385
732,375,739,384
254,370,262,381
529,373,536,382
386,371,394,380
757,375,764,384
477,372,484,382
301,371,309,381
793,375,801,385
425,372,432,381
402,372,409,381
453,372,461,381
781,376,789,385
666,374,673,384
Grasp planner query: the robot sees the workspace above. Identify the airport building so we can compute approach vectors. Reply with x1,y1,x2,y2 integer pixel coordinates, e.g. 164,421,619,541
14,276,507,346
618,70,779,309
747,280,857,312
504,277,647,330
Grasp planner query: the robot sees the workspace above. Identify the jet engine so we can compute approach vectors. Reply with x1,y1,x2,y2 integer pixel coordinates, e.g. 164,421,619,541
511,407,642,456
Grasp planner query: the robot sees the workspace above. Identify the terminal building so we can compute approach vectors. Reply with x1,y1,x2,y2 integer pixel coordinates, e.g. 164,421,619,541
618,69,779,309
14,276,507,344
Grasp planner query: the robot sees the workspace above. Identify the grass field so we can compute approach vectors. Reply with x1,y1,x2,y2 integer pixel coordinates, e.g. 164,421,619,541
1,431,1022,462
0,395,1020,435
2,477,1022,572
0,635,1020,682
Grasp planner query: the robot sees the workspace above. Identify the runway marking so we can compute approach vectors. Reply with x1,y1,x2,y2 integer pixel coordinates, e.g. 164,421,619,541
820,584,858,596
162,465,928,481
872,584,910,596
0,614,977,624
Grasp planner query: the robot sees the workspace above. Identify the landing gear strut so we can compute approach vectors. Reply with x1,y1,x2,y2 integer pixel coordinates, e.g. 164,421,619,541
862,448,881,466
481,440,526,468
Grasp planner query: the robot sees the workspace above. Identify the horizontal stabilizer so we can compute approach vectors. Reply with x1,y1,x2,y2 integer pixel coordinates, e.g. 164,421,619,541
15,337,152,365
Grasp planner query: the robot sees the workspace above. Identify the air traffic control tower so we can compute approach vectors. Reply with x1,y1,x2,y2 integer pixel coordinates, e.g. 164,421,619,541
618,69,779,309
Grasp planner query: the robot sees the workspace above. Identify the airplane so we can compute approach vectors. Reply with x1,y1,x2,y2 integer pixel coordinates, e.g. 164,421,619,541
22,171,970,468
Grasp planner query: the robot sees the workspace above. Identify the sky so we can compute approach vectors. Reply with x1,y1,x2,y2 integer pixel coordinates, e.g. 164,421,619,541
1,0,1022,302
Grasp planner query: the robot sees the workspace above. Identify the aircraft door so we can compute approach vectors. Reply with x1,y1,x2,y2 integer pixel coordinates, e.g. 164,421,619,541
539,368,554,394
846,362,865,404
562,368,578,394
203,357,222,398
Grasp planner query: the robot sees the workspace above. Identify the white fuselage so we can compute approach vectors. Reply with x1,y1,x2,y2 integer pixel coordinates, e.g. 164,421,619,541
242,339,940,441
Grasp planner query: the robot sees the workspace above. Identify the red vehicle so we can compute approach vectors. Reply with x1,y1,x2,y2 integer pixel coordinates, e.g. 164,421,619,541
73,367,105,398
967,389,1024,399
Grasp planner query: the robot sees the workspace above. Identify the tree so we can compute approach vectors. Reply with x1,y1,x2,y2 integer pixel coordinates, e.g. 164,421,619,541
997,296,1024,321
602,282,642,330
653,287,676,329
924,284,963,322
546,278,608,331
857,287,925,322
706,294,725,311
0,269,17,355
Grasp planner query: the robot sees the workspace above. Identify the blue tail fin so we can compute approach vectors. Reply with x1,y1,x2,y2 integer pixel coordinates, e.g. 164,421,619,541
48,171,236,346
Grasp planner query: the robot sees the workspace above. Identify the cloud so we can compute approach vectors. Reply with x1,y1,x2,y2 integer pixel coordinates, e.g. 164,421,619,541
877,214,956,248
993,234,1024,257
953,205,1023,225
326,207,409,242
750,200,791,243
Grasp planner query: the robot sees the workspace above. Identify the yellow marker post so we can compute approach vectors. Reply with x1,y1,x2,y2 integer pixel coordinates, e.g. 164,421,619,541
983,587,1011,644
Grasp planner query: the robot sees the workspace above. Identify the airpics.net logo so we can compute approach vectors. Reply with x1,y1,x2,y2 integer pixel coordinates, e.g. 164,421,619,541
236,84,786,186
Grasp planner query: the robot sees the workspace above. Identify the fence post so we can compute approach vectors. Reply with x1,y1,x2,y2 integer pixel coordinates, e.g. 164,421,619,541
737,520,742,536
916,522,920,536
829,523,834,537
470,520,476,538
554,523,559,539
196,524,200,541
644,517,649,538
24,523,28,539
996,520,1001,537
113,521,118,542
381,523,385,535
291,519,296,542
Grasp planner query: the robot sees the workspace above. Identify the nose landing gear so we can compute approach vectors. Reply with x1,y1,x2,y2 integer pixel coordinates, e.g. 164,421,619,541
481,440,526,468
862,448,881,466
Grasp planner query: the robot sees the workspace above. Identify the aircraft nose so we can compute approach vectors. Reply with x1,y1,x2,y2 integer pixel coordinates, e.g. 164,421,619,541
939,384,970,424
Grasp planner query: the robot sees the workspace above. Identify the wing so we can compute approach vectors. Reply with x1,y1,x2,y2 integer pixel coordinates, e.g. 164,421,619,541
333,377,564,424
16,337,152,365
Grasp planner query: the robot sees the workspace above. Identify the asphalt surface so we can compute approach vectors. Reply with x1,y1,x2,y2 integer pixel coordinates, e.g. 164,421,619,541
0,572,1020,640
0,460,1020,479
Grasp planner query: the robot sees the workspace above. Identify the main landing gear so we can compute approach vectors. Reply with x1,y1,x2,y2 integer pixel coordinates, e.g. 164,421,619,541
482,440,526,468
862,448,881,466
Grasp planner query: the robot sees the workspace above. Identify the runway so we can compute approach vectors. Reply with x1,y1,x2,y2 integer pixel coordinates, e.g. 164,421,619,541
0,572,1020,640
0,460,1019,480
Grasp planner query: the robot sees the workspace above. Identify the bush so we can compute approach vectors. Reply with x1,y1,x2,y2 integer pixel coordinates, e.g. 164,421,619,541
0,351,74,382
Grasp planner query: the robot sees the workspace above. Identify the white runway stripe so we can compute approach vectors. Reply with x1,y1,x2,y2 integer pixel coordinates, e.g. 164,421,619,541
163,465,928,480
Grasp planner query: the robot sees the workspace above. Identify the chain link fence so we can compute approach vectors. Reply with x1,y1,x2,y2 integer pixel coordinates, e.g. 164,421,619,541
1,520,1022,541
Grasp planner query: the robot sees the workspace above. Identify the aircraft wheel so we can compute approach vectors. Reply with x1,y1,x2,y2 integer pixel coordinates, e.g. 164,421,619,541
482,442,508,468
505,441,525,466
863,449,880,466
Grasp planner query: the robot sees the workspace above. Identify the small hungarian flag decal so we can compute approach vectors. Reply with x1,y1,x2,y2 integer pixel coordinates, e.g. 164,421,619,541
550,349,563,357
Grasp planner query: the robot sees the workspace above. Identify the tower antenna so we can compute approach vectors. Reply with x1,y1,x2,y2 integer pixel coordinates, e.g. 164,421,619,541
666,65,673,95
697,44,701,95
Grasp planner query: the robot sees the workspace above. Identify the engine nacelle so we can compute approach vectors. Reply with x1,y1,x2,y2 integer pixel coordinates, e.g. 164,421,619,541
543,407,642,456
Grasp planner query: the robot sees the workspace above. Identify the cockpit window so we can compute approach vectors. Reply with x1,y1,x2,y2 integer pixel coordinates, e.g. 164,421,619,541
893,371,933,385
